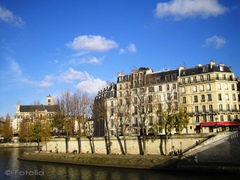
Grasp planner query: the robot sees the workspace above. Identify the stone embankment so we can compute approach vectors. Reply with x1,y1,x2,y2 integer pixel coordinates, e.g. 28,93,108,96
18,151,179,170
0,142,39,148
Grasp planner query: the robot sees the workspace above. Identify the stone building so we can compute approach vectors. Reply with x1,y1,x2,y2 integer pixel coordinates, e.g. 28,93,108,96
93,60,240,136
179,60,240,133
12,95,59,135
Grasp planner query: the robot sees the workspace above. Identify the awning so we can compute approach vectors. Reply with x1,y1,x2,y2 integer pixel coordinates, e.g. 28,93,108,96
200,121,240,128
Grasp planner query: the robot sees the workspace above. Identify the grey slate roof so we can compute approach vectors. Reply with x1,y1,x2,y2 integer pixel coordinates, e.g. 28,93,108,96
20,105,59,112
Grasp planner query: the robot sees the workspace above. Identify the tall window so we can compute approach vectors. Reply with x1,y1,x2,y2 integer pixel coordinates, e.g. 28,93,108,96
207,84,211,91
193,86,197,92
217,83,221,90
233,94,236,101
208,94,212,101
193,76,196,83
159,86,162,91
188,78,191,84
219,104,223,112
141,105,144,114
120,84,122,90
226,94,229,101
209,105,213,113
182,78,185,84
120,92,122,97
120,99,122,106
207,74,210,81
223,74,226,80
182,87,186,93
194,95,198,102
202,105,206,113
126,83,128,89
196,116,199,122
201,95,205,102
226,104,230,111
220,115,224,121
216,74,219,80
203,115,206,122
225,84,228,90
227,115,231,121
210,115,213,122
174,92,177,100
167,85,170,91
200,85,204,92
183,97,186,104
218,93,222,101
232,84,235,90
200,75,203,82
195,106,198,113
173,84,176,89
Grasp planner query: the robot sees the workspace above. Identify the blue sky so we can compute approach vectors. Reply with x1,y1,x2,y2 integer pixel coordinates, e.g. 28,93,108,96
0,0,240,118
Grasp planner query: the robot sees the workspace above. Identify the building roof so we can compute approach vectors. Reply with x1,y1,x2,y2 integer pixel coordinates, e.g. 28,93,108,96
20,105,59,112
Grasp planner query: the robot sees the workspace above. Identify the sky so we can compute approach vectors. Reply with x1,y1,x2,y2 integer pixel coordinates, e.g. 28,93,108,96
0,0,240,118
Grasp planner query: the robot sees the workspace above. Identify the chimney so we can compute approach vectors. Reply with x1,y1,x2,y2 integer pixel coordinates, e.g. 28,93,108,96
198,63,202,67
210,60,215,68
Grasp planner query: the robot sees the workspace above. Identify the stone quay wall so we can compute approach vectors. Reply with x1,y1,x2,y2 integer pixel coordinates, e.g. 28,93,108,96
42,134,213,155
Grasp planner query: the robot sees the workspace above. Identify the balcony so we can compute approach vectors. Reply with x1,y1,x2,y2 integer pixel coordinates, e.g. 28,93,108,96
179,77,235,85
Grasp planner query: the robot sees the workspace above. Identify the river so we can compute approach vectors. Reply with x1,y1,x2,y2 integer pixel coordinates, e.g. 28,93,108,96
0,147,238,180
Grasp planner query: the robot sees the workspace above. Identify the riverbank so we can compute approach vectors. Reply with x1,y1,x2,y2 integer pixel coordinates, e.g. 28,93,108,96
0,142,39,148
18,151,240,173
18,151,179,169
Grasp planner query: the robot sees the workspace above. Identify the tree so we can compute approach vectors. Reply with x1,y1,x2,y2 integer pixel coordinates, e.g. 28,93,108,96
19,118,29,142
28,119,51,151
3,114,13,142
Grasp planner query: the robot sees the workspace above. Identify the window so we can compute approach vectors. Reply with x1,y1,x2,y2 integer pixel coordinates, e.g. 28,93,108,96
134,81,136,87
158,104,162,111
219,104,223,112
182,87,186,93
194,95,198,102
174,92,177,100
149,95,153,103
188,78,191,84
209,105,213,113
126,91,129,96
217,83,221,90
167,85,169,91
203,115,206,122
193,77,196,83
193,86,197,92
233,94,236,101
111,101,113,106
201,95,205,102
207,74,210,81
140,73,142,78
226,104,230,111
210,115,213,122
159,86,162,91
149,104,153,113
167,93,171,100
234,104,237,111
218,93,222,101
207,84,211,91
220,66,223,71
226,94,229,101
134,106,137,114
223,74,226,80
133,89,137,94
111,108,114,116
195,106,198,113
200,75,203,82
126,83,128,89
220,115,224,121
120,85,122,90
225,84,228,90
173,84,176,89
208,94,212,101
134,97,137,104
120,99,122,106
183,97,186,104
227,115,231,121
202,105,206,113
120,92,122,97
149,87,154,92
232,84,235,90
182,78,185,84
139,80,142,86
216,74,219,80
196,116,199,122
200,85,204,92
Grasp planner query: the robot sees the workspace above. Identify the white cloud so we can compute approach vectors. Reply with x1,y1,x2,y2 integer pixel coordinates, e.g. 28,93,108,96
75,78,107,94
10,60,22,75
127,43,137,53
154,0,229,20
22,78,54,88
54,60,59,64
69,55,104,65
0,6,25,27
66,35,118,52
202,35,226,49
119,48,125,54
59,68,91,83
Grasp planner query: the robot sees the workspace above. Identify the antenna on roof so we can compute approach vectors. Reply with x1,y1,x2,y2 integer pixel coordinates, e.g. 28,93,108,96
183,62,186,68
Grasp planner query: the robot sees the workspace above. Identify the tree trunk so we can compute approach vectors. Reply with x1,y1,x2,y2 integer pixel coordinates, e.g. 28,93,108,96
78,137,81,154
38,139,40,151
91,135,95,154
123,133,127,155
107,127,111,154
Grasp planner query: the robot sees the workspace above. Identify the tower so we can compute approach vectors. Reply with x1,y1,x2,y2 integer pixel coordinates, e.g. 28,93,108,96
46,95,53,105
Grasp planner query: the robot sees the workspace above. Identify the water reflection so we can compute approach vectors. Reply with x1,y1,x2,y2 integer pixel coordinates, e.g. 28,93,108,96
0,148,239,180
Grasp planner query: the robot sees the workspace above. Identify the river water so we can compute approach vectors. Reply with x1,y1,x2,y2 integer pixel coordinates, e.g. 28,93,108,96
0,147,238,180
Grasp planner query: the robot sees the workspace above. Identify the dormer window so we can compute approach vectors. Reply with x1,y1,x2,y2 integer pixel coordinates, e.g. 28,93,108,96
220,66,223,71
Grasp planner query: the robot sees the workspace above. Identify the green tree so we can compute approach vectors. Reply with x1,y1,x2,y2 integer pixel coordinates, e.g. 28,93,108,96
174,107,190,134
3,114,13,142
